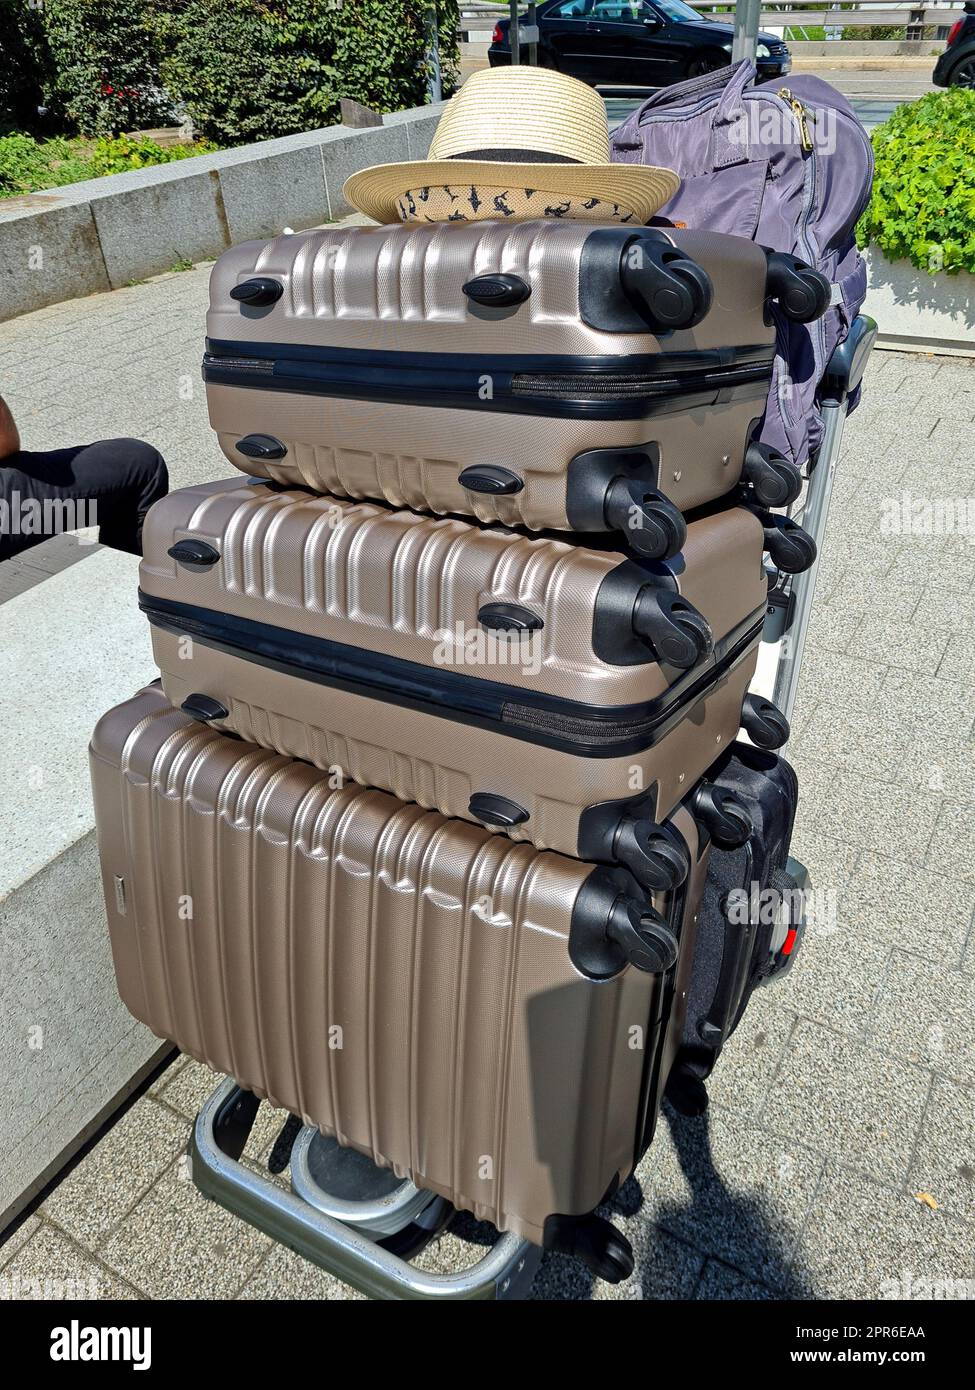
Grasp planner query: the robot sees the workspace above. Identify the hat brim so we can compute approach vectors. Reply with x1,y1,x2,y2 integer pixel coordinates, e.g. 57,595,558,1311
343,159,679,225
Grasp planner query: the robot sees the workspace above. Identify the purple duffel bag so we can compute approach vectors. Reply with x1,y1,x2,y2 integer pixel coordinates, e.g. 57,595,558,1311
611,61,874,468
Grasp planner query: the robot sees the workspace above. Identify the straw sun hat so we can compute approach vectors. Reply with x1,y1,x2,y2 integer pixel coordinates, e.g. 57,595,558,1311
343,66,679,226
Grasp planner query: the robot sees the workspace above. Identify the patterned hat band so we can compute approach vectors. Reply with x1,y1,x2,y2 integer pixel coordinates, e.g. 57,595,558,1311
396,185,637,225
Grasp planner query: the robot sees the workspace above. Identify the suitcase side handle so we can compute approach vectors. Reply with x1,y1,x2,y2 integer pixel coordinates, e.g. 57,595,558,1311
462,273,531,309
230,277,284,308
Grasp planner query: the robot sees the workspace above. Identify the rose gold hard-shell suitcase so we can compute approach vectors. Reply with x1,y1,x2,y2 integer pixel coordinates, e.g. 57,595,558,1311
91,686,711,1261
204,219,809,559
139,479,789,890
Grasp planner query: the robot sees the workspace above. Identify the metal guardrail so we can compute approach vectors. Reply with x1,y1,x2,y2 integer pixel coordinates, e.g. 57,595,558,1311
460,1,965,29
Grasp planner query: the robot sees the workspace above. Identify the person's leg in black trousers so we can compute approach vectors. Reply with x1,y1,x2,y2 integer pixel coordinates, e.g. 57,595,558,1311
0,438,169,562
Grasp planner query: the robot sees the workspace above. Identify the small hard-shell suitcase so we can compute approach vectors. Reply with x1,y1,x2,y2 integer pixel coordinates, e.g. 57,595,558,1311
203,219,813,558
91,685,711,1264
139,479,787,889
665,741,805,1112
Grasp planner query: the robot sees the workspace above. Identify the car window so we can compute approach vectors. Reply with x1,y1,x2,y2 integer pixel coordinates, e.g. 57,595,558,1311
649,0,702,22
591,2,658,22
549,0,595,17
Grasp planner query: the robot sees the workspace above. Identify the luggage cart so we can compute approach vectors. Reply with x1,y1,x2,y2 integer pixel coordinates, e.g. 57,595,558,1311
754,315,878,726
188,316,878,1301
189,1078,541,1301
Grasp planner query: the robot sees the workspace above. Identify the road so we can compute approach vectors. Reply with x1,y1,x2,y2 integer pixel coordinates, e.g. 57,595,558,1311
605,64,936,130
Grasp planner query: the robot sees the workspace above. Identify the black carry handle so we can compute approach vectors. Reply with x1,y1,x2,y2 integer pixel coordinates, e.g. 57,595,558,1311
230,277,284,307
619,240,713,331
764,251,831,323
167,539,221,567
632,587,713,669
236,434,288,461
463,272,531,308
181,694,230,724
603,476,686,560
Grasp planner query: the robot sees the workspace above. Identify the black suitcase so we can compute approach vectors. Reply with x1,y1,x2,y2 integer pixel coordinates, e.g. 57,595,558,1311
664,741,806,1113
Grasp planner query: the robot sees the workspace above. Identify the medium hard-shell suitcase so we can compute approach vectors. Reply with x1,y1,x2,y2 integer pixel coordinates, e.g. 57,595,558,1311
139,479,786,889
91,685,711,1264
203,219,814,558
665,741,805,1113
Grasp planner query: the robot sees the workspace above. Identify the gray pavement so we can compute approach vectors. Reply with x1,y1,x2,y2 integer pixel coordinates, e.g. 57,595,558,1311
1,248,974,1300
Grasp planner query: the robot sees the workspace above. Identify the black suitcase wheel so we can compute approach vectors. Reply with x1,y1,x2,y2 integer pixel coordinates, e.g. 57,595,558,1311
742,441,802,508
632,587,713,669
692,783,753,850
740,693,790,750
544,1213,635,1284
603,477,687,560
619,241,713,331
606,898,680,974
764,251,831,323
614,817,690,892
759,514,817,574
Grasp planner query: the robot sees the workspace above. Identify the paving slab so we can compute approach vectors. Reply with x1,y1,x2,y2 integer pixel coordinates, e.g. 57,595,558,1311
638,1107,823,1293
760,1021,931,1187
907,1077,975,1224
0,1220,139,1301
793,1165,975,1301
40,1098,190,1251
866,953,975,1082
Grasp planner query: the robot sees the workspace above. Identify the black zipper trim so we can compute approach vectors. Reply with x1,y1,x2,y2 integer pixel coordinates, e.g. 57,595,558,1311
202,339,774,422
139,592,765,760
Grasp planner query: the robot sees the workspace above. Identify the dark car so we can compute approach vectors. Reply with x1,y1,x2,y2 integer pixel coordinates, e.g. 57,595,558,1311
489,0,791,87
933,2,975,87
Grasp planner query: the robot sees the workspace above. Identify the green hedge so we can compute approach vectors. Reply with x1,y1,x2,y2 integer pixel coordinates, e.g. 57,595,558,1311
152,1,459,147
0,0,459,145
858,89,975,277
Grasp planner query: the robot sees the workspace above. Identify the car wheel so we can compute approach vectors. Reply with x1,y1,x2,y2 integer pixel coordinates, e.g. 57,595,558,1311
950,56,975,87
686,50,729,78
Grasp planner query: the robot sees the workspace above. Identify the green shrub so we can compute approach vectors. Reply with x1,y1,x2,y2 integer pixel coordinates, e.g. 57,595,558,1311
858,89,975,276
40,0,180,136
0,1,53,135
0,130,213,196
151,0,459,147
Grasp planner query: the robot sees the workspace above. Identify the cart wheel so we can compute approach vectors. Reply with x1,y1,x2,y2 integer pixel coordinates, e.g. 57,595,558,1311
692,783,753,850
740,693,790,750
544,1213,635,1284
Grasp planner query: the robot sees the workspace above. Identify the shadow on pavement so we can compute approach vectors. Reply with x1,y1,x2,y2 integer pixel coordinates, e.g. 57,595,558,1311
447,1100,816,1300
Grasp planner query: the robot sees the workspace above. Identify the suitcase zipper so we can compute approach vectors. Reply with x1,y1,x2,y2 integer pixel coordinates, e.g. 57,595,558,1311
140,594,764,760
510,360,771,400
202,341,774,421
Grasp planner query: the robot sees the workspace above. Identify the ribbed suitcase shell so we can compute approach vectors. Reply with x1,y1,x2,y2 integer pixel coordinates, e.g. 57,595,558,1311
91,687,710,1244
204,220,774,529
140,480,767,855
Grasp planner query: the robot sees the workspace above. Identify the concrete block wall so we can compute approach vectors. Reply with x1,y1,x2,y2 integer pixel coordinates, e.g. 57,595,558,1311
0,103,445,323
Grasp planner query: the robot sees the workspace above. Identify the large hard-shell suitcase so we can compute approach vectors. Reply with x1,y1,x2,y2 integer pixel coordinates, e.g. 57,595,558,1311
203,219,811,558
91,686,711,1259
665,741,804,1112
139,479,784,887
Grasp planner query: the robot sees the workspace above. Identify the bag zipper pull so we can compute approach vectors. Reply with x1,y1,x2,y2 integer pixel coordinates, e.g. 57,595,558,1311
778,87,813,153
